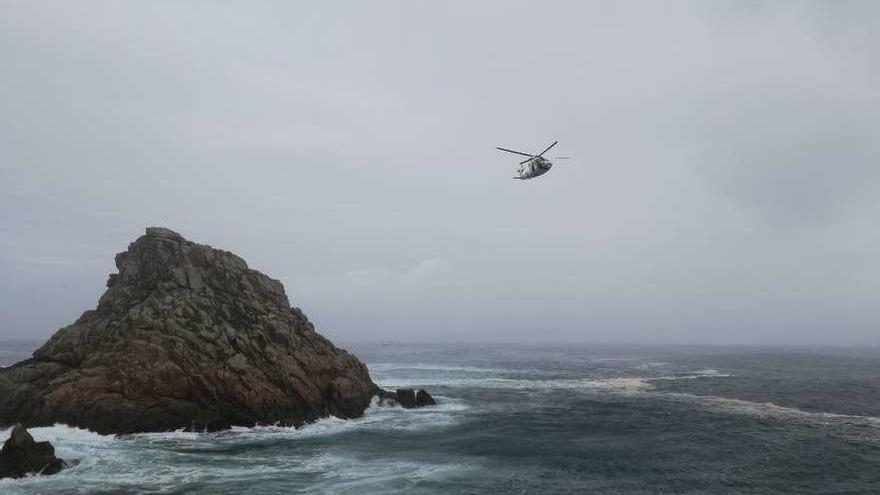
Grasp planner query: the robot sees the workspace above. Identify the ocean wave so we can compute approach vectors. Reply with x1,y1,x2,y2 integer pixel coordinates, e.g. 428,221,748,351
664,393,880,431
300,452,476,495
0,398,469,447
368,362,512,373
648,369,735,381
376,375,653,393
375,369,733,394
128,396,469,449
635,361,671,370
377,367,880,442
0,398,472,494
367,362,556,379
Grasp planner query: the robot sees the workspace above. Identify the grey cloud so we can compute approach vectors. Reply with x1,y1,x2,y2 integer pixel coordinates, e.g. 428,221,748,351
1,1,879,345
687,91,880,226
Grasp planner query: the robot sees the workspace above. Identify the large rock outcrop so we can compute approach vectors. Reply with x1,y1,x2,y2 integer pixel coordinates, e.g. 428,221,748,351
0,228,378,434
0,425,67,479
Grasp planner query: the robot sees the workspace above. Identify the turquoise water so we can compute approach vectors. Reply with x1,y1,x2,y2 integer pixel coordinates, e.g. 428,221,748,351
2,342,880,494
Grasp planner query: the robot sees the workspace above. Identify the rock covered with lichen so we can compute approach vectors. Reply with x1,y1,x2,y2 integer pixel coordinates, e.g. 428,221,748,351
0,228,378,434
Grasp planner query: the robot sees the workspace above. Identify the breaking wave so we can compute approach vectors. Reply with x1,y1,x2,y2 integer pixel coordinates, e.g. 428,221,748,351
0,397,472,495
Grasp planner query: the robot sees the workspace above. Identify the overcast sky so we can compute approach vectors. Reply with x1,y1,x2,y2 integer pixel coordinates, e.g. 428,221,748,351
2,1,879,345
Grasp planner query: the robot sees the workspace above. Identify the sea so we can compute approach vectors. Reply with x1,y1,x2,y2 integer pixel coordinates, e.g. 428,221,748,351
2,341,880,494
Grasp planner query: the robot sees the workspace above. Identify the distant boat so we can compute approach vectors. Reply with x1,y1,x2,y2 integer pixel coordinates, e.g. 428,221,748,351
381,342,394,347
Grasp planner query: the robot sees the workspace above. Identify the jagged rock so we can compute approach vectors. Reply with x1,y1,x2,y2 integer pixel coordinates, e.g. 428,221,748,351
0,425,67,479
376,388,437,408
0,228,379,434
397,389,418,408
416,389,436,407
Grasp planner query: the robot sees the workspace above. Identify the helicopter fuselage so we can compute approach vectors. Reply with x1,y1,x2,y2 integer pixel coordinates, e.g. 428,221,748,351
497,141,561,180
515,157,552,180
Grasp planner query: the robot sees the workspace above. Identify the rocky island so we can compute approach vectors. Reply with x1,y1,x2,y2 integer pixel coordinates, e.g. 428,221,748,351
0,228,389,434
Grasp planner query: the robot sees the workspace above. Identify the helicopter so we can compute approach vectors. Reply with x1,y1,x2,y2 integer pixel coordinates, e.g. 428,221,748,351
496,140,570,180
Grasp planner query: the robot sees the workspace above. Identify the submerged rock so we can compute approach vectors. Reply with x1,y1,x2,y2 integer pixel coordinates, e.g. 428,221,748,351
0,228,378,434
0,425,67,479
416,389,436,407
377,388,437,409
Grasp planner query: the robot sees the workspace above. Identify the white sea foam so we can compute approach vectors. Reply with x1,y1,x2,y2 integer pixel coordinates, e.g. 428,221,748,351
374,365,878,435
664,393,880,431
374,369,734,394
128,396,469,451
376,375,654,394
0,424,197,494
296,452,476,495
648,369,735,381
368,362,512,373
635,361,671,370
0,397,473,495
592,357,644,363
0,431,471,495
376,364,880,440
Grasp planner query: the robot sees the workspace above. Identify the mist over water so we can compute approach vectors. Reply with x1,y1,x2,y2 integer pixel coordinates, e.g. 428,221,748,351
3,342,879,494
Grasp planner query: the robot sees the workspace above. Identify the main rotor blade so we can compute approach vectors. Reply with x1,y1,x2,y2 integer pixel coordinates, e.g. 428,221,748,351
519,157,535,164
536,140,558,158
496,147,535,158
